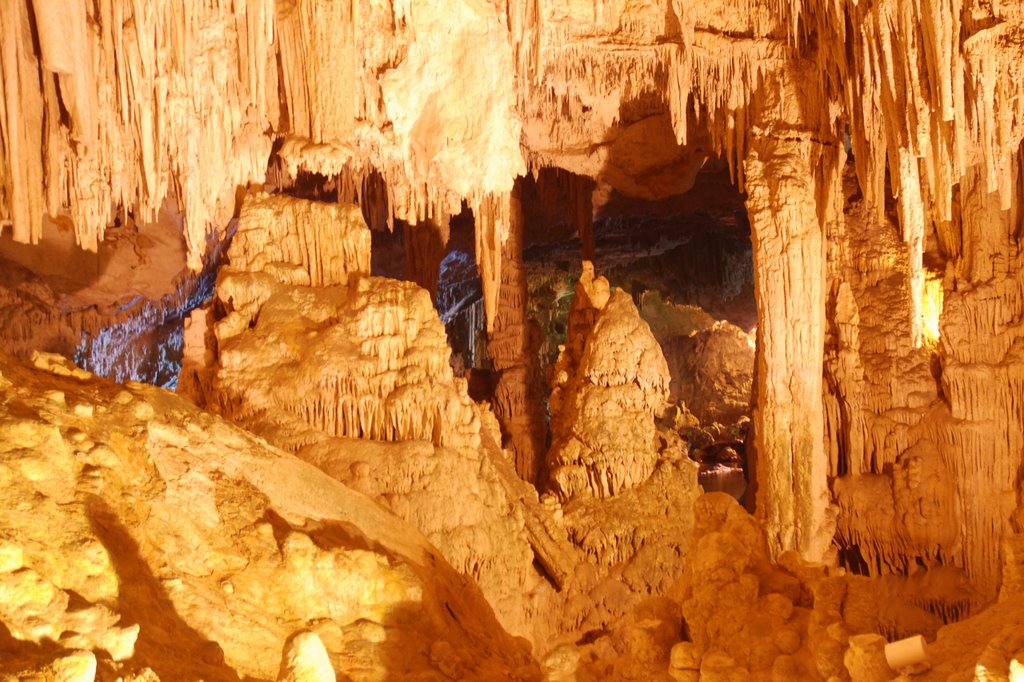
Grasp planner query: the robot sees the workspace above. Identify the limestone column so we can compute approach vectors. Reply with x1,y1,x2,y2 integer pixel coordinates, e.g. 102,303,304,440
744,134,839,562
568,173,596,263
487,178,546,483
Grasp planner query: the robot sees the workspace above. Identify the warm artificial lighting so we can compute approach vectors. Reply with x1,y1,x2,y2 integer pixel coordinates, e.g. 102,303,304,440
4,0,1024,679
921,272,944,348
978,662,1024,682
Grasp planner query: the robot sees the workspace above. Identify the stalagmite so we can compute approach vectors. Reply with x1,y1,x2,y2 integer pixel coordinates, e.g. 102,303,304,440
546,263,670,500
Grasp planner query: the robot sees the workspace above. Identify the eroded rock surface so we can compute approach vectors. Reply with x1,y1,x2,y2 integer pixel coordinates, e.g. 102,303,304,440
6,0,1024,671
182,193,544,641
0,351,542,681
185,196,709,661
546,263,671,501
579,492,1024,681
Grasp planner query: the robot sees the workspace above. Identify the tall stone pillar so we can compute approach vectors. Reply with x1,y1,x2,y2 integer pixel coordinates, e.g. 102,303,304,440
568,173,595,263
744,135,840,562
487,178,546,483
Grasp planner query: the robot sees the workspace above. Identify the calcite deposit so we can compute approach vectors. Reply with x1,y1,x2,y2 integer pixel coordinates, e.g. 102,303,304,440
182,192,708,660
0,351,541,681
3,0,1024,678
182,193,540,639
546,263,671,500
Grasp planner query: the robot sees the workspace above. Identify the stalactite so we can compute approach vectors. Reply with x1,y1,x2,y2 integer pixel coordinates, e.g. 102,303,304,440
0,0,275,269
2,0,526,276
358,170,392,233
569,175,596,263
805,0,1024,283
472,192,512,333
0,1,46,246
275,0,358,144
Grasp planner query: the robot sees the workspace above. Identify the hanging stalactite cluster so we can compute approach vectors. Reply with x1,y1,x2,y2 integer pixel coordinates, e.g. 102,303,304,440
4,0,1024,611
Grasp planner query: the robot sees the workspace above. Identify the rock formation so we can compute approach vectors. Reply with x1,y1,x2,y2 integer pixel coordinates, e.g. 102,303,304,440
184,193,711,663
487,181,547,484
0,204,218,389
651,492,1024,681
182,192,547,640
0,351,541,681
5,0,1024,677
645,292,755,430
546,263,671,501
228,192,371,288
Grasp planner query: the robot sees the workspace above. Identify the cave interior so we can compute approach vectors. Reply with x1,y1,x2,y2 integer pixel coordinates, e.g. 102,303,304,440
1,0,1024,680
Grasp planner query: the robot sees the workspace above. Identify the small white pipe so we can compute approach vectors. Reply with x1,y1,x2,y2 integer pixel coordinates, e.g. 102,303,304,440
885,635,928,670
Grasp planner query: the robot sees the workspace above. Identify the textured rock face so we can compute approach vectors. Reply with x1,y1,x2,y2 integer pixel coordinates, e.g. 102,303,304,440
197,194,479,451
184,193,542,640
7,0,1024,665
229,192,371,288
0,351,542,681
0,1,275,268
185,193,711,660
649,493,1013,682
487,183,547,484
659,316,755,429
546,263,671,501
0,205,217,389
822,159,1024,613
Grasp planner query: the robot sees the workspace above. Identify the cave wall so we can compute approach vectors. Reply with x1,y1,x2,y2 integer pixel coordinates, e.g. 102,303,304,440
3,0,1024,603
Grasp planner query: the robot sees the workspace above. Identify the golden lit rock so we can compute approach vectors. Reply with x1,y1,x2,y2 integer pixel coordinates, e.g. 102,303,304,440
546,264,670,500
3,0,1024,677
0,352,542,680
277,631,336,682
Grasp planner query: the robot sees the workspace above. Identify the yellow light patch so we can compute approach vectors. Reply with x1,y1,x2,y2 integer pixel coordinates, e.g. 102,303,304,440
921,273,944,348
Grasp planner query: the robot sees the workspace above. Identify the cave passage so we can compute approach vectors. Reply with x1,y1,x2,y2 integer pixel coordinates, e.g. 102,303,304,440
0,200,220,389
412,165,760,499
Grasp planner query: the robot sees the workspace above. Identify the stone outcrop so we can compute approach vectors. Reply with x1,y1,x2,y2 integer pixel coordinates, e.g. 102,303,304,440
183,192,557,642
546,263,671,501
277,632,336,682
0,351,542,681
